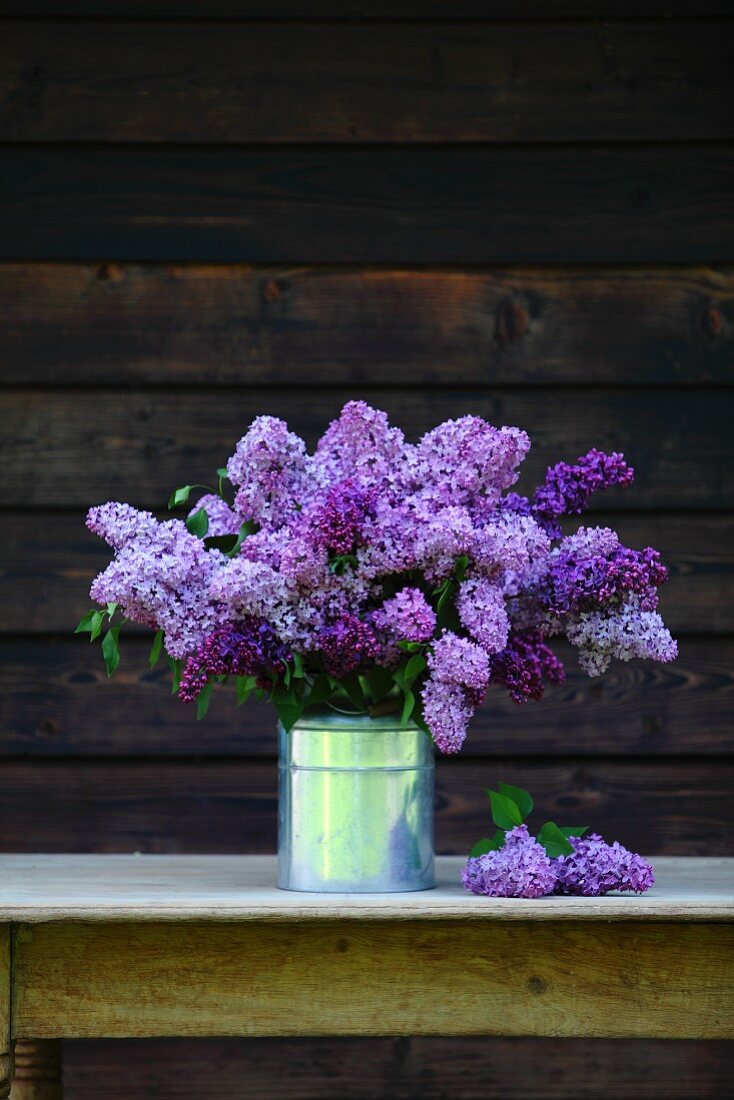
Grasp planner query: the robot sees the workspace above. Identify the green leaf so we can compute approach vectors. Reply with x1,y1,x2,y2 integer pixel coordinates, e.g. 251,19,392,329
222,519,259,559
106,601,118,619
488,789,524,830
558,826,588,839
272,683,305,733
397,640,422,653
404,653,427,681
101,626,120,678
400,688,416,728
167,655,182,695
366,665,394,704
196,682,213,720
537,821,576,858
455,554,469,582
497,782,533,821
204,533,239,553
147,629,164,669
89,610,106,642
186,507,209,538
235,675,258,706
291,651,304,679
168,485,194,509
305,673,333,708
75,609,98,634
340,673,366,711
469,830,506,858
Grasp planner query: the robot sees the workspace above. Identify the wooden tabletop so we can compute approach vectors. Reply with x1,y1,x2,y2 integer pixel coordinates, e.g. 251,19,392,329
0,854,731,923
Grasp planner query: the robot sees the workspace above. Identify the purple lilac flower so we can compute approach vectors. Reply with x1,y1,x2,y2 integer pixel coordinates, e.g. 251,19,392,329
456,577,510,654
540,526,668,616
489,631,565,704
462,825,557,898
421,678,473,754
316,613,380,678
308,479,373,555
533,449,634,537
427,631,490,704
179,618,291,702
189,494,241,537
554,833,655,896
312,400,405,489
566,595,678,676
226,415,309,527
371,587,436,644
87,502,159,549
473,513,550,579
88,511,225,658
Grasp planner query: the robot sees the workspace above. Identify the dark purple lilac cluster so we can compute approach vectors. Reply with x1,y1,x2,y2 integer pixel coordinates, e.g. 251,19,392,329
533,449,634,538
309,479,373,556
463,826,654,898
489,631,565,705
541,542,668,616
316,613,380,679
179,617,291,702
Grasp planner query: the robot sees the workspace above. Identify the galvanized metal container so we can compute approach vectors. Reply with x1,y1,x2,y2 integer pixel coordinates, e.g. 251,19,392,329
277,710,435,893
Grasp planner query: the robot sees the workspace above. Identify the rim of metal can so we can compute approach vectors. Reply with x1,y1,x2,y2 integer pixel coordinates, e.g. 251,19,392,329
278,710,435,770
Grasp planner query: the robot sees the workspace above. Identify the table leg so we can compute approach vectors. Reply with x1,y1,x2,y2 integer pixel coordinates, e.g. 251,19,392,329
9,1042,62,1100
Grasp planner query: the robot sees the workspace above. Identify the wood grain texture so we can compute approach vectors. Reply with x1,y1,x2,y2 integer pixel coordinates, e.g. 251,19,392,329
2,146,733,263
61,1035,734,1100
12,919,734,1038
2,3,730,18
2,388,732,509
3,21,733,144
3,511,728,636
0,759,730,856
1,637,731,758
2,856,731,923
0,926,10,1100
3,263,733,386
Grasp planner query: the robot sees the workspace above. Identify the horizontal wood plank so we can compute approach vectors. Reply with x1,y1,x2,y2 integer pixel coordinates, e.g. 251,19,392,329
14,918,733,1039
62,1036,734,1100
1,388,731,509
3,263,733,386
4,511,728,637
0,759,729,855
1,635,731,758
2,146,733,263
2,21,733,144
3,4,730,18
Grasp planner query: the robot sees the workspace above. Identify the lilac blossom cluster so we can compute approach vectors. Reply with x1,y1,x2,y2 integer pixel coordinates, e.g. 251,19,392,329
463,826,654,898
84,401,677,748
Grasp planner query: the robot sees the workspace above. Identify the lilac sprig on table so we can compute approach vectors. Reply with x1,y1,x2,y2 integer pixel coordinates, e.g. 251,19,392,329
463,782,654,898
76,401,677,747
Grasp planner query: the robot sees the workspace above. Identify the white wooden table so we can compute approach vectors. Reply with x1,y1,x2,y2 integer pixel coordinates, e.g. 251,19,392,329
1,855,733,1098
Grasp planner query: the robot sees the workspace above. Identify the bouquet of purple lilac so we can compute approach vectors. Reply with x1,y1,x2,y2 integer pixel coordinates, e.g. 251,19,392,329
77,401,677,750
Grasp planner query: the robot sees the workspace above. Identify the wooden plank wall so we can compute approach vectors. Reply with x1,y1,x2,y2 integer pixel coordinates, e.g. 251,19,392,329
1,3,732,1096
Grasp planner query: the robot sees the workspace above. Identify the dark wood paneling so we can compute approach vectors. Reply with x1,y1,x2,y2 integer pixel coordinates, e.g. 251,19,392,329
4,511,730,635
63,1036,734,1100
1,637,731,758
3,4,730,18
0,758,729,855
1,388,730,509
3,21,733,144
3,263,733,386
2,146,733,263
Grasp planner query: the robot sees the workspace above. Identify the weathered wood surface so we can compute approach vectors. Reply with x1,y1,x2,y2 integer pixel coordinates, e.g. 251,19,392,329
1,856,731,922
12,917,733,1038
4,511,729,636
0,759,730,856
2,389,731,509
61,1035,734,1100
3,264,732,386
3,3,730,17
3,21,733,144
1,637,731,759
0,926,10,1100
2,147,733,264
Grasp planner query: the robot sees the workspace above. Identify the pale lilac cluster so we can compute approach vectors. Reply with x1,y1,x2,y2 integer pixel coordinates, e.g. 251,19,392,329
461,826,557,898
554,833,655,896
463,827,654,898
85,401,677,749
